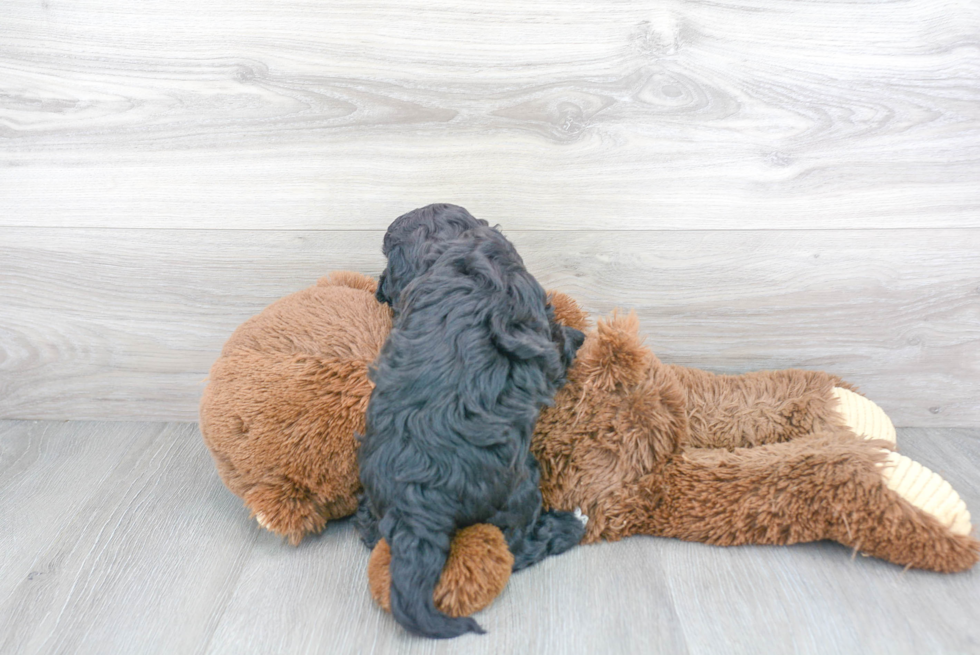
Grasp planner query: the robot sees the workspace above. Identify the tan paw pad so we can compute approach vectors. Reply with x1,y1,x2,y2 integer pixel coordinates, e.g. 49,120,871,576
878,451,972,536
832,387,897,446
255,512,272,531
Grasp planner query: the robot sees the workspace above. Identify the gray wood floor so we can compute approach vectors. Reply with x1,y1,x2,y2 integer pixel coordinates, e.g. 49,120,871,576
1,420,978,655
2,0,979,428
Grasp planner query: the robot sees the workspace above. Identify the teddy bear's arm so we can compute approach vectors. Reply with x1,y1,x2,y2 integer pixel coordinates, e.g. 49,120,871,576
625,431,978,572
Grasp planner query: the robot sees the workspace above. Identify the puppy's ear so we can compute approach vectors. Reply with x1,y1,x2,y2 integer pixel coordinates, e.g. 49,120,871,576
560,325,586,366
376,245,415,306
546,302,585,370
490,276,561,367
375,271,392,305
490,315,556,362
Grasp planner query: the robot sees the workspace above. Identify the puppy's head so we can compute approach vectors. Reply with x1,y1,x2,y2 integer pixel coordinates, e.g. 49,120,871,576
376,204,488,306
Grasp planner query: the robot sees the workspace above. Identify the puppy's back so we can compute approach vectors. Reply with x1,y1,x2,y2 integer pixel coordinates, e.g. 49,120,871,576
361,230,568,638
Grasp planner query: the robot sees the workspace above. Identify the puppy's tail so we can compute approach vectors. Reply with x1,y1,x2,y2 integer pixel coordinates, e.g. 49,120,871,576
383,510,485,639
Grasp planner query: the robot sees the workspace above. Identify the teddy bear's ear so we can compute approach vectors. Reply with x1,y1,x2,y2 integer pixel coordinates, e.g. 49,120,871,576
317,271,378,294
574,311,652,391
546,290,589,331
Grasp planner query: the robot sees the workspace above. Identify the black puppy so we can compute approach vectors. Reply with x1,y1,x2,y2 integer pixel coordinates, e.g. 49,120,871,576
357,208,586,639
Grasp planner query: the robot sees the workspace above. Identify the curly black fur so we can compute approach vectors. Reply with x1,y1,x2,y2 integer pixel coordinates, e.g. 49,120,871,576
356,206,586,639
375,203,488,308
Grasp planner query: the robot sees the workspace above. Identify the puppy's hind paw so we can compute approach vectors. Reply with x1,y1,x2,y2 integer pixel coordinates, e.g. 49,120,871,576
574,507,589,526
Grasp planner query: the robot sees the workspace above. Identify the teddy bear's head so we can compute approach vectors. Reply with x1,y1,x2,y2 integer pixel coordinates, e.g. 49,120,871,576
200,272,390,544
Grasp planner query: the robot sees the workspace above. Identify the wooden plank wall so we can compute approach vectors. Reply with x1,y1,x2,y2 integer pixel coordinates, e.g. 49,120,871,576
1,0,978,425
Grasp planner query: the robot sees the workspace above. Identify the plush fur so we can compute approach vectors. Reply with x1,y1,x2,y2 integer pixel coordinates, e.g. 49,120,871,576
200,271,978,626
356,218,586,638
200,272,388,545
531,311,979,569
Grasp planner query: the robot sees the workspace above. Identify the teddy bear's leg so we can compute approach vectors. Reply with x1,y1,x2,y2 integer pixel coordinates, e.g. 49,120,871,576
819,390,964,529
368,525,514,618
630,432,977,572
875,450,971,536
666,365,896,449
829,386,896,446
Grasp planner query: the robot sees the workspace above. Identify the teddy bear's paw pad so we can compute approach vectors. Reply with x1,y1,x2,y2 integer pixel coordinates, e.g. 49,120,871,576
878,451,972,536
255,512,272,531
832,387,897,446
574,507,589,526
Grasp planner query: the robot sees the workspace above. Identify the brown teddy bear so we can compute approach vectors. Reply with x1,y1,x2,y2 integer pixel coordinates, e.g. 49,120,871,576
200,271,978,620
